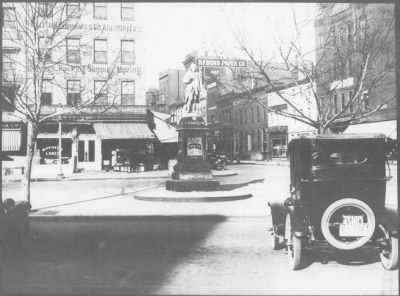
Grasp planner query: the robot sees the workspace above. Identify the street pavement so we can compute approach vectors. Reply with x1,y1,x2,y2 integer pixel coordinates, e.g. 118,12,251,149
1,163,398,295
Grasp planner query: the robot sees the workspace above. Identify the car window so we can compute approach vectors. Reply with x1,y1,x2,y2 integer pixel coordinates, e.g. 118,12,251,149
312,151,368,166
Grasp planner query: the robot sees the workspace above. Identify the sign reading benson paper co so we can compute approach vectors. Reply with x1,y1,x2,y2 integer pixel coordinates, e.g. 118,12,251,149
197,58,247,68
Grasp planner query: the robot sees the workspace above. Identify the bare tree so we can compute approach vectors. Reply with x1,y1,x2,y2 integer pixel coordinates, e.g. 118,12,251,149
213,3,395,134
1,3,121,203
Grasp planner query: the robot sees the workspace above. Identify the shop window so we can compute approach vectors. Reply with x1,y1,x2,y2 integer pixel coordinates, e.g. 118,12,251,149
94,80,108,105
121,40,135,64
121,81,135,105
67,80,81,106
121,3,134,20
88,140,95,162
40,80,52,105
94,39,107,64
93,3,107,19
2,126,22,152
67,38,80,63
39,36,52,61
66,3,80,18
78,140,84,162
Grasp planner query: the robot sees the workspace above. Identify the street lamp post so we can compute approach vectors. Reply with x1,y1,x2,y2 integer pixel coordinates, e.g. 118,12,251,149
57,121,64,178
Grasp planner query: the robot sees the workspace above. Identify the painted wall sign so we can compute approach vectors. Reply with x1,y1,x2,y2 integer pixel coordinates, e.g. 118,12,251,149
187,136,203,157
60,23,142,33
56,64,142,76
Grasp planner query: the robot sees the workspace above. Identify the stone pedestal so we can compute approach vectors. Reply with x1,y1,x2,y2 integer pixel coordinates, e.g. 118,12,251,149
166,115,220,192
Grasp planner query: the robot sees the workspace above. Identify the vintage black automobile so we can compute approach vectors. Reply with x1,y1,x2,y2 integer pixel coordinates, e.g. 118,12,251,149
268,134,398,270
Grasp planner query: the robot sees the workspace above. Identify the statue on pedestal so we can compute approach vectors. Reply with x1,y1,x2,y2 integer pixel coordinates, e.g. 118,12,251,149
183,63,206,116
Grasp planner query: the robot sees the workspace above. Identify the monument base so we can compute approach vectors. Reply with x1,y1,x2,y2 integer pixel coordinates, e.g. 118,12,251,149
166,115,219,192
166,179,220,192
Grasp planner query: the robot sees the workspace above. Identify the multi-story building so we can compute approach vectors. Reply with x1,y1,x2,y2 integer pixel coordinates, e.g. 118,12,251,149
231,91,268,161
215,79,317,160
314,3,396,136
145,88,160,111
158,68,185,114
2,3,155,171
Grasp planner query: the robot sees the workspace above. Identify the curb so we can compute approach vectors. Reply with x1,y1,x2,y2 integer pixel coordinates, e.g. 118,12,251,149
2,170,238,184
230,161,289,166
133,186,252,203
134,193,252,203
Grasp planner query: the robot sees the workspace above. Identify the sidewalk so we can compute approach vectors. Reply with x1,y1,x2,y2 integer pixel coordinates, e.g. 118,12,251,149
2,163,239,183
2,158,396,183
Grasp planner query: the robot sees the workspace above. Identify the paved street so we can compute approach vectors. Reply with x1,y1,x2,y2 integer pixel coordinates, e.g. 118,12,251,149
1,164,398,295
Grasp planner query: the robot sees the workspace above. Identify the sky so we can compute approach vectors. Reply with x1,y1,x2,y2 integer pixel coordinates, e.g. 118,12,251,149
135,2,317,90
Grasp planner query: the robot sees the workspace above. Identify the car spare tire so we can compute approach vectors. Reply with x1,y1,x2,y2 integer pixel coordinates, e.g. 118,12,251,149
321,198,375,250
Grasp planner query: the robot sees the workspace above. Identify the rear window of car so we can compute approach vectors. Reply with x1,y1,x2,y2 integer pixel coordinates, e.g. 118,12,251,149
312,150,368,166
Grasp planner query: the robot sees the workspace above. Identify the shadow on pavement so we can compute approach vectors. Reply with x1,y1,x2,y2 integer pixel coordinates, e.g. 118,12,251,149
219,178,265,191
298,243,380,270
1,215,227,295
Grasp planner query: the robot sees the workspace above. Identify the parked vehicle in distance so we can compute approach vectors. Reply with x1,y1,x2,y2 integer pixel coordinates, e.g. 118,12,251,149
268,134,398,270
207,152,227,170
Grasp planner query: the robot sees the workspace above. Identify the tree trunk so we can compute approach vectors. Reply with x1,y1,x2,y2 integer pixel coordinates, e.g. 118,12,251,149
23,122,38,204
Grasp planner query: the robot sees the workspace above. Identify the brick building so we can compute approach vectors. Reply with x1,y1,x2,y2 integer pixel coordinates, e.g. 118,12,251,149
314,3,396,137
2,2,155,172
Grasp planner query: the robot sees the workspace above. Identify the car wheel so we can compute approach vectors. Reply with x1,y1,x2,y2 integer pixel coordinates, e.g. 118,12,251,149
285,214,302,270
321,198,375,250
380,236,398,270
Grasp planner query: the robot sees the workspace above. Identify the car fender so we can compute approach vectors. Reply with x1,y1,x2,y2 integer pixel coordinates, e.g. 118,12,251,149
268,200,286,236
382,206,398,238
287,205,308,238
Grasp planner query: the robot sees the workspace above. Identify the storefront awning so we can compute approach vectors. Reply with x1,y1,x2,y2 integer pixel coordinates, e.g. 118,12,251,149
93,123,155,140
151,111,178,143
343,120,397,139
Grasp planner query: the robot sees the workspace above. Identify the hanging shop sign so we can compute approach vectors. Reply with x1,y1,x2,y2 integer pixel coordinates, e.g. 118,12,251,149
197,58,247,68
